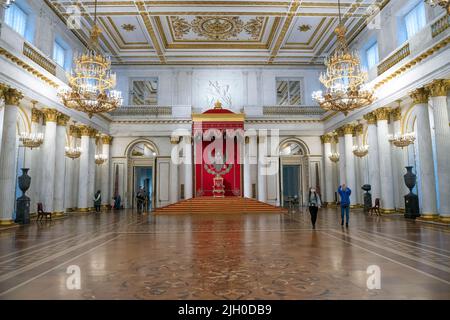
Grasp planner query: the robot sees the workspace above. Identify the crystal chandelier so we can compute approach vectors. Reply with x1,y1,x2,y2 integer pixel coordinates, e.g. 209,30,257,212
95,154,107,165
388,132,416,148
312,0,375,115
59,0,122,118
329,152,340,163
352,145,369,157
19,132,44,149
425,0,450,14
65,146,82,160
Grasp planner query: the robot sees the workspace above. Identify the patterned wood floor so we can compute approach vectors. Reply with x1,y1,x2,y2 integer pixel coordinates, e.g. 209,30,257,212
0,208,449,300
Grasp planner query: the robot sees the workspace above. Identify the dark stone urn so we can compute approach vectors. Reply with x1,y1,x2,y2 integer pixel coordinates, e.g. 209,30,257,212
15,168,31,224
362,184,372,214
404,166,420,219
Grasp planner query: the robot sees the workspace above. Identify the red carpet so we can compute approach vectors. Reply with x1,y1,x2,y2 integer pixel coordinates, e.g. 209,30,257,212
154,197,287,215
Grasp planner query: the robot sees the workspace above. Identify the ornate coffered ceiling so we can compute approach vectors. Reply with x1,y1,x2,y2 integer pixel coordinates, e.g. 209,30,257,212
46,0,388,66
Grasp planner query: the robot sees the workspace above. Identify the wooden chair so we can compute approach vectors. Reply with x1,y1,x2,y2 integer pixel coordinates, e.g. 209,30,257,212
369,198,381,216
37,203,52,221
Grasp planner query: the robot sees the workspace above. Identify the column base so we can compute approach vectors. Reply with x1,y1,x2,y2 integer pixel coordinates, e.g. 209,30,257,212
350,205,359,209
66,208,76,212
77,208,91,213
380,208,396,214
439,216,450,223
420,213,439,220
101,205,111,210
324,202,337,208
0,219,16,226
53,212,65,217
397,208,405,213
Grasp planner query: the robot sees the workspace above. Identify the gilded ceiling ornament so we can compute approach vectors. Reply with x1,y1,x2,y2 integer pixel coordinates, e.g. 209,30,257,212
298,24,312,32
191,16,244,41
244,17,264,40
171,17,191,39
121,24,136,32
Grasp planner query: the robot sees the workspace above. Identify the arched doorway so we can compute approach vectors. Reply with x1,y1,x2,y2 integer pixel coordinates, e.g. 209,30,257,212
278,138,310,208
125,140,158,210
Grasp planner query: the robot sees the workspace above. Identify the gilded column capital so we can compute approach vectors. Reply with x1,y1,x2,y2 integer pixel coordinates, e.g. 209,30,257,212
374,107,391,121
363,112,377,125
3,87,24,105
353,124,364,136
336,127,345,137
101,135,114,145
42,108,59,122
89,128,99,138
78,124,92,137
170,136,180,145
56,113,70,126
410,88,429,105
320,134,333,144
341,124,355,135
332,133,339,144
426,79,449,97
391,108,402,121
0,83,7,96
69,125,80,138
31,108,42,123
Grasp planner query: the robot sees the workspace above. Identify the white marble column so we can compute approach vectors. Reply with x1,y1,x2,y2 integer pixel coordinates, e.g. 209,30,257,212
183,135,193,199
53,113,69,216
244,135,254,198
41,108,58,213
0,86,22,225
363,112,381,205
337,130,346,186
391,107,404,210
257,135,267,202
427,80,450,221
169,138,179,204
354,124,364,205
374,107,395,212
411,88,438,219
321,134,334,205
77,125,91,212
342,124,357,205
28,106,42,214
69,125,80,210
101,135,112,208
88,131,97,210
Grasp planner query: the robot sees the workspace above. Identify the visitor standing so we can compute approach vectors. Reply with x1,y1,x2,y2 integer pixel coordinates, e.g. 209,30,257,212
94,190,101,212
338,184,352,227
308,187,322,229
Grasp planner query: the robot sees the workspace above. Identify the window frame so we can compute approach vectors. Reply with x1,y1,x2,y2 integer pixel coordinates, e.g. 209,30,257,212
365,41,379,70
275,78,304,106
4,3,29,38
53,40,66,68
403,1,427,40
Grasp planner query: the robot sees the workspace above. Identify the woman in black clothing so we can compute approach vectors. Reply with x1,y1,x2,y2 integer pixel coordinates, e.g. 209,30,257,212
308,188,322,229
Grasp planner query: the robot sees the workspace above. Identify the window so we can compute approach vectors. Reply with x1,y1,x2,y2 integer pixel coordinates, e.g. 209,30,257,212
404,2,426,39
53,41,66,67
366,42,379,69
276,79,303,106
130,80,158,105
5,3,28,37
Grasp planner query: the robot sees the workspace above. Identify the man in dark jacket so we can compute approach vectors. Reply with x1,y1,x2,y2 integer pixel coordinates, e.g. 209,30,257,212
338,184,351,227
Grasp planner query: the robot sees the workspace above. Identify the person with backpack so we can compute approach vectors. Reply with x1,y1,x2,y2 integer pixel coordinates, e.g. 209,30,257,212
308,187,322,229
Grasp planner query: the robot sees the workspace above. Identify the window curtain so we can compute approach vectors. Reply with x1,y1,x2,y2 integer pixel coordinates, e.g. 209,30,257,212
53,42,66,67
366,43,379,69
405,3,426,39
5,4,28,37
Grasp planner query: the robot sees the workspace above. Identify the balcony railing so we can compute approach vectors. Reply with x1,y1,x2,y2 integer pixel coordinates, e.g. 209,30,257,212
22,42,56,76
263,106,325,116
109,105,172,116
431,14,449,38
377,43,410,76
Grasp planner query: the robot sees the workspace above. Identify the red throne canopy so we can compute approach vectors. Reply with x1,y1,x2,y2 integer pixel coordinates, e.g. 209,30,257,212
193,102,245,197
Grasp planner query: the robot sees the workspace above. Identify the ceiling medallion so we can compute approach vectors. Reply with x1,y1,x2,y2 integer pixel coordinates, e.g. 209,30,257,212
121,24,136,32
298,24,312,32
191,16,244,40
